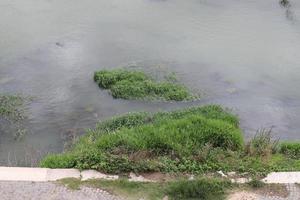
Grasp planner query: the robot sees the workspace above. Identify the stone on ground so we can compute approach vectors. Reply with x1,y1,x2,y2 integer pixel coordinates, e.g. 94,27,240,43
81,170,119,181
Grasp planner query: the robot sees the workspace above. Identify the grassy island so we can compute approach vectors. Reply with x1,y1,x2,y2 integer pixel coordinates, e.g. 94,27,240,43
94,69,192,101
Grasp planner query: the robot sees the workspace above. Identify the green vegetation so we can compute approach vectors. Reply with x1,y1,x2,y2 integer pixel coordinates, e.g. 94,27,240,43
40,105,300,176
61,178,165,199
0,94,24,121
60,177,232,200
0,94,29,140
166,178,232,200
94,69,192,101
245,128,279,157
280,142,300,159
41,105,243,173
247,179,265,188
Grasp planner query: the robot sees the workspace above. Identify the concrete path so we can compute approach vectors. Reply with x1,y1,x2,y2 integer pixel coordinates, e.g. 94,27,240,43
0,167,121,182
0,167,300,184
0,167,300,200
263,172,300,184
228,184,300,200
0,181,122,200
0,167,80,181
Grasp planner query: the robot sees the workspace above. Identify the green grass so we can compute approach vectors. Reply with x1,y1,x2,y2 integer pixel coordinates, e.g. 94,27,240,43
245,128,279,157
279,142,300,159
247,179,265,189
59,177,232,200
40,105,300,176
94,69,192,101
166,178,232,200
0,94,24,121
40,105,244,173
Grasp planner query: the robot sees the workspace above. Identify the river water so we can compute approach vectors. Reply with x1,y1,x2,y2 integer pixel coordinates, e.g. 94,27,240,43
0,0,299,166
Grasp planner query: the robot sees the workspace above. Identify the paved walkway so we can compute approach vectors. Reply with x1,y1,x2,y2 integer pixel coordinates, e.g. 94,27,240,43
228,184,300,200
0,167,300,200
0,181,122,200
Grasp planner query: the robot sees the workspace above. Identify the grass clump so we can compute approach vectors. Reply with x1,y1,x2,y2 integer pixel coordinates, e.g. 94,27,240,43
245,128,279,157
0,94,25,121
39,154,76,169
167,178,231,200
279,142,300,159
247,179,265,189
94,69,192,101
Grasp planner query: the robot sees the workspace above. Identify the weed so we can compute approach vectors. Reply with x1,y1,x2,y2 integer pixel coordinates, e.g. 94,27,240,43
166,178,232,200
245,128,279,157
59,178,81,190
247,179,265,188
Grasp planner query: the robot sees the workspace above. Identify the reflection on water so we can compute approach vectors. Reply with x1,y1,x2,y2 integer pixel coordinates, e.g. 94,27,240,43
0,0,300,166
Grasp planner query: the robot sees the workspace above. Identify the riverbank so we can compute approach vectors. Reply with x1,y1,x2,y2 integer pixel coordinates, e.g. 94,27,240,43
40,105,300,176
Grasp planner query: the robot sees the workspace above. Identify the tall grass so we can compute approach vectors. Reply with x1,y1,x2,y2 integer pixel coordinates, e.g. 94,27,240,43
245,128,279,157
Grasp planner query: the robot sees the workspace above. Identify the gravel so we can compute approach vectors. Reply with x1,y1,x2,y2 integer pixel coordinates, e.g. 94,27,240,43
228,184,300,200
0,181,122,200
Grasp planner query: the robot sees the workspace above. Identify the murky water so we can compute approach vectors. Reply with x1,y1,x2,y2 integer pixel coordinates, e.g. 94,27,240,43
0,0,300,166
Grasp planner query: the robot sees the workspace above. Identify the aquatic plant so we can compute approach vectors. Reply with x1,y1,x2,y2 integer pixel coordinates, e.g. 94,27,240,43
280,0,290,7
0,94,25,121
94,69,192,101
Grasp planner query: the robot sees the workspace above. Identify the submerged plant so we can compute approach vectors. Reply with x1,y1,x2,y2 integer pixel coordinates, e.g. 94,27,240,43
0,94,25,121
13,128,27,141
280,0,290,7
0,94,30,142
